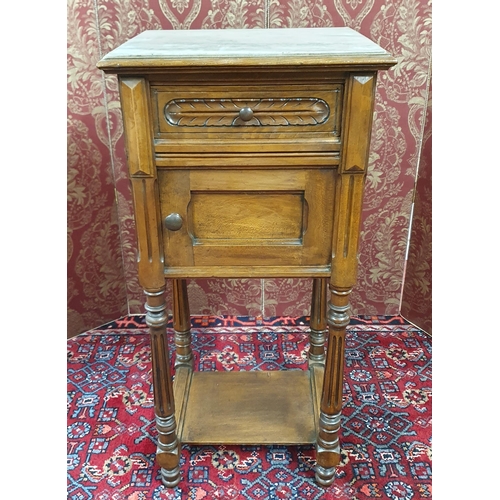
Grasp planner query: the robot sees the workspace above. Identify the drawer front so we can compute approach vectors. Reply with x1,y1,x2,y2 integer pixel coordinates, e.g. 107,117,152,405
158,169,335,274
152,84,343,144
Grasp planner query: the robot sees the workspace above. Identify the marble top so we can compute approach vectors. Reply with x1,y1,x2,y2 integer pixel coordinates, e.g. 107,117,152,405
98,28,396,69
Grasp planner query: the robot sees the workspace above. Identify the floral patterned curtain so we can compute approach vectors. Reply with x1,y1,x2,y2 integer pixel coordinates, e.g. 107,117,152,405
67,0,432,337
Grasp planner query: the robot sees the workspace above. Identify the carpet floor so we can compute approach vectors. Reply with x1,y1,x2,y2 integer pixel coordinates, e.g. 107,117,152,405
67,315,431,499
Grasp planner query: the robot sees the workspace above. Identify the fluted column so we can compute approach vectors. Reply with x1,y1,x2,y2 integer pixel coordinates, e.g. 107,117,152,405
315,286,351,485
315,72,377,486
145,288,181,487
172,279,193,368
309,278,328,365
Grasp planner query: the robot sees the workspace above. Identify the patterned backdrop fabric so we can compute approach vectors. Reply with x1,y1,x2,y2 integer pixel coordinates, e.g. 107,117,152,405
67,315,432,499
67,0,432,338
400,75,431,335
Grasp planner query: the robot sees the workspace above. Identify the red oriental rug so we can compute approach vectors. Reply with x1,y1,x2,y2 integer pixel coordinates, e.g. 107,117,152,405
67,315,432,499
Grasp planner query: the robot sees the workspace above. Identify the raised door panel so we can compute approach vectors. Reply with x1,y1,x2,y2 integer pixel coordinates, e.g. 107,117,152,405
158,168,336,276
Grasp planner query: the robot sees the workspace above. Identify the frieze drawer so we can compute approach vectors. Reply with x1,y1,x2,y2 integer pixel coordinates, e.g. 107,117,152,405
151,84,344,147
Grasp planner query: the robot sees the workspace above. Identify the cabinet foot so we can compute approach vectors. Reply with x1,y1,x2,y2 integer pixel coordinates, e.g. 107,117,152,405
316,411,341,486
160,466,181,488
155,414,181,488
315,465,336,486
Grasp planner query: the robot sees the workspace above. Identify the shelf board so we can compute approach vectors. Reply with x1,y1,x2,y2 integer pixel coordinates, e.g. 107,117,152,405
173,366,324,445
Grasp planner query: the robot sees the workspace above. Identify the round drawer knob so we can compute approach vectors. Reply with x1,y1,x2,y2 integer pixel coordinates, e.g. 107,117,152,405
164,213,183,231
239,107,254,121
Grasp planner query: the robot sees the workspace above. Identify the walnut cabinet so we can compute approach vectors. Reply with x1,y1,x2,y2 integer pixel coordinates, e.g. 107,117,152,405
97,28,396,488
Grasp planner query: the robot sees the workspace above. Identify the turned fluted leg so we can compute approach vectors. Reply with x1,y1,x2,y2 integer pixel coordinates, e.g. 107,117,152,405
145,288,181,487
309,278,328,365
315,286,351,486
172,279,193,368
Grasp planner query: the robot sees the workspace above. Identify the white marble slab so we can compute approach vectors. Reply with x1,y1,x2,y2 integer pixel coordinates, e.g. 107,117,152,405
99,28,392,63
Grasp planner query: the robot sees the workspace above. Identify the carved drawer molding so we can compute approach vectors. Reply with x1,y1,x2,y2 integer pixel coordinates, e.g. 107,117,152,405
152,84,344,143
164,97,331,128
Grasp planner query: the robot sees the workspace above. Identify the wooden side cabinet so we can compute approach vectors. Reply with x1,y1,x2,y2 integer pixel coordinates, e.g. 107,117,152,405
97,28,396,488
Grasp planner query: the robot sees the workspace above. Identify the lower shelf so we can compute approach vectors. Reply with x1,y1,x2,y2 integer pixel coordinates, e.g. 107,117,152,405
173,365,324,445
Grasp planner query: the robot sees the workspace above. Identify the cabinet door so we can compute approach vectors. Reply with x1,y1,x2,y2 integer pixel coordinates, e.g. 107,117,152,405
158,168,335,277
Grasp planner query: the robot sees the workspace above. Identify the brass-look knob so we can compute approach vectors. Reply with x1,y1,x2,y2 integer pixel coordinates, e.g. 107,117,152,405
239,107,254,121
164,213,183,231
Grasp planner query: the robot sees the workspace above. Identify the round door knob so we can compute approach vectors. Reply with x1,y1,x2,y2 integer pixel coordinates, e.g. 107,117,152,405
239,107,254,121
164,213,183,231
